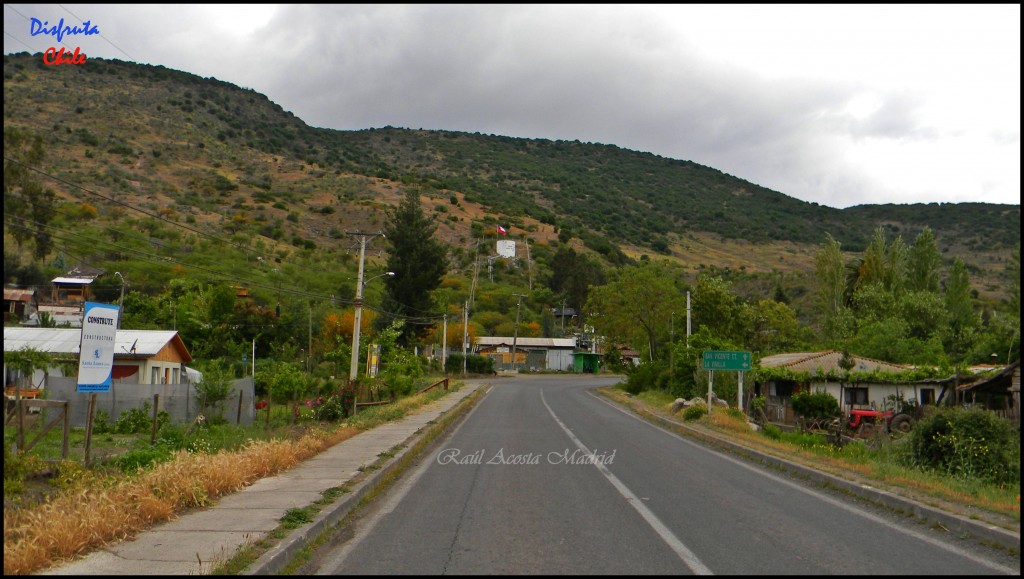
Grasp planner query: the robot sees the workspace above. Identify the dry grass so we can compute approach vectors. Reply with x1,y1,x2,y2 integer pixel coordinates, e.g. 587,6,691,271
3,425,358,576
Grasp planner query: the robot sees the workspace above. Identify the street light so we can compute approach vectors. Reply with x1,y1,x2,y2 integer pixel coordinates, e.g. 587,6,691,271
349,271,395,381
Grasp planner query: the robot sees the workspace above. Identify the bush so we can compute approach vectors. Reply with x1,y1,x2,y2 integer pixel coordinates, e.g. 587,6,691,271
383,374,416,398
682,405,707,421
313,394,347,422
761,424,783,440
155,424,188,450
910,406,1020,485
114,404,152,434
110,403,171,435
623,361,664,395
791,390,839,422
93,410,113,434
113,446,174,473
724,408,746,421
446,354,494,375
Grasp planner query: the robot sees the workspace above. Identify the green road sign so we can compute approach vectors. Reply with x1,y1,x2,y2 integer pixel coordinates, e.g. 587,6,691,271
701,350,751,371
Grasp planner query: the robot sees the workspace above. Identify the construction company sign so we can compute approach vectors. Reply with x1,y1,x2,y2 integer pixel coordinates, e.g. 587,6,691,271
77,302,120,393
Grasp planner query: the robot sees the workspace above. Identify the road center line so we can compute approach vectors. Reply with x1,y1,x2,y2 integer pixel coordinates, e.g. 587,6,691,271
540,388,714,575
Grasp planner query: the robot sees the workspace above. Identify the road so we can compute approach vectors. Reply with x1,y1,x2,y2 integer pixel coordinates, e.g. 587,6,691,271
308,375,1018,575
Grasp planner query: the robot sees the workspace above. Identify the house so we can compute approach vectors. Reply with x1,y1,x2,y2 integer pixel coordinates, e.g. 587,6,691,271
755,350,934,424
3,287,36,323
4,327,259,428
3,327,193,388
955,359,1020,427
474,336,577,371
551,306,578,330
50,275,97,305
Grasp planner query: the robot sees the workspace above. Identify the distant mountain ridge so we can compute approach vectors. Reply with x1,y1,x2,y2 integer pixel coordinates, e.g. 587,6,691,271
3,52,1018,284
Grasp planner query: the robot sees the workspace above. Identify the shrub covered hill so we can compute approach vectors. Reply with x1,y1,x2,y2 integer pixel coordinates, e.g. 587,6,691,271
3,52,1019,312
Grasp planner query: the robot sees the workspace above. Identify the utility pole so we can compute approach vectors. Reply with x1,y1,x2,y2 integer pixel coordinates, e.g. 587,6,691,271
348,231,384,382
524,237,533,290
686,291,692,349
114,272,126,329
670,311,675,382
442,314,448,374
561,298,567,334
511,293,527,372
462,300,469,376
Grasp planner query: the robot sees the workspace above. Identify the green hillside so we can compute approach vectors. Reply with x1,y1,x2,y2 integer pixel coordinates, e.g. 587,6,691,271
4,52,1019,345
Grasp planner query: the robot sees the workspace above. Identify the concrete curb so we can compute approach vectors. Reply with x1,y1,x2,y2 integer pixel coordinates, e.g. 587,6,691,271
243,383,488,575
633,406,1020,553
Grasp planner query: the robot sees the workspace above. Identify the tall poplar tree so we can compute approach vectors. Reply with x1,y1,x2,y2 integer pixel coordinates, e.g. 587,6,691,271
943,258,976,362
908,226,941,293
379,191,448,346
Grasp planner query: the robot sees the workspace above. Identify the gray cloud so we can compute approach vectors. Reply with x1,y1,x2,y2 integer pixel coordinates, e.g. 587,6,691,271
4,4,1018,209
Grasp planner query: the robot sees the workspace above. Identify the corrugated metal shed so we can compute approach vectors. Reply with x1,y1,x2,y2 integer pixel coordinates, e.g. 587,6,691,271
475,337,577,348
3,288,35,302
3,328,191,362
758,350,909,374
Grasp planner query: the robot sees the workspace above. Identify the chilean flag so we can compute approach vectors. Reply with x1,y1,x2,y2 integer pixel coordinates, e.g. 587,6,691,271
497,225,507,236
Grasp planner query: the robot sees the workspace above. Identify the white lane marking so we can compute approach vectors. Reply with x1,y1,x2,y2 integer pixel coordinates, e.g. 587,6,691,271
589,391,1018,575
540,388,714,575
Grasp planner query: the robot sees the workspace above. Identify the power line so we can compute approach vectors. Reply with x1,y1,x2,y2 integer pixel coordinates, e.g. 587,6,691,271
58,4,135,62
4,156,256,255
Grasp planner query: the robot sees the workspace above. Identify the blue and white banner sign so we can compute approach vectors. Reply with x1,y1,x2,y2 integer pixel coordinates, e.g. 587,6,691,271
77,301,120,393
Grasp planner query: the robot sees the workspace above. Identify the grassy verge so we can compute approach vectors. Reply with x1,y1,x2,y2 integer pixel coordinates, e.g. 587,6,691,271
598,386,1020,525
2,383,461,576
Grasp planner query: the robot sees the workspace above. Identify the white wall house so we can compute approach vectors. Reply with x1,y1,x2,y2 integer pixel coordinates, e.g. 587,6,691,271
4,327,193,389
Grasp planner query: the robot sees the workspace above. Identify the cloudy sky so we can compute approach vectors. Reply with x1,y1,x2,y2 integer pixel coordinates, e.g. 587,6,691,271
4,4,1020,209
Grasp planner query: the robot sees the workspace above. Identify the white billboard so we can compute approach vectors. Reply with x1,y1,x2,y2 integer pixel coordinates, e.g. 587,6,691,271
497,239,516,258
77,302,119,393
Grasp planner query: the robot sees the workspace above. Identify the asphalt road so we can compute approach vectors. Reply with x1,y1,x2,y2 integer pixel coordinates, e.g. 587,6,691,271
308,375,1018,575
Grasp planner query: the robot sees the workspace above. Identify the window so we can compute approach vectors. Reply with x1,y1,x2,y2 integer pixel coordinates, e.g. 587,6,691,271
844,387,869,405
920,388,936,405
151,367,160,384
770,381,795,397
172,368,180,384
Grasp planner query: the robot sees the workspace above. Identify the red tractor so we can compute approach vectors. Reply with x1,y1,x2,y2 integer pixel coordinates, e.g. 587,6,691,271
846,408,914,438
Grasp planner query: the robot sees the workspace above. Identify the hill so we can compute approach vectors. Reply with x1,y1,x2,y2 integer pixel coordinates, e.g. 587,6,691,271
3,52,1019,309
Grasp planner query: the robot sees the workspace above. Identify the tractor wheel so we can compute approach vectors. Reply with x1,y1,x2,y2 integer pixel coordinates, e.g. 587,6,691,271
888,413,913,437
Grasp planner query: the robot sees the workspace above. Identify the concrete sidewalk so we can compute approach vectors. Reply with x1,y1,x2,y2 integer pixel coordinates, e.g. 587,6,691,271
40,380,487,576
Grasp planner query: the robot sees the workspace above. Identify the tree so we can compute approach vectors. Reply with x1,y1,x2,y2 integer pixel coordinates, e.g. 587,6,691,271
691,274,745,344
744,299,813,355
3,347,54,389
856,227,907,294
908,226,941,293
4,127,57,259
547,246,605,320
815,233,851,341
379,191,448,346
897,290,948,341
193,360,234,421
585,261,684,361
943,258,977,362
857,227,889,290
